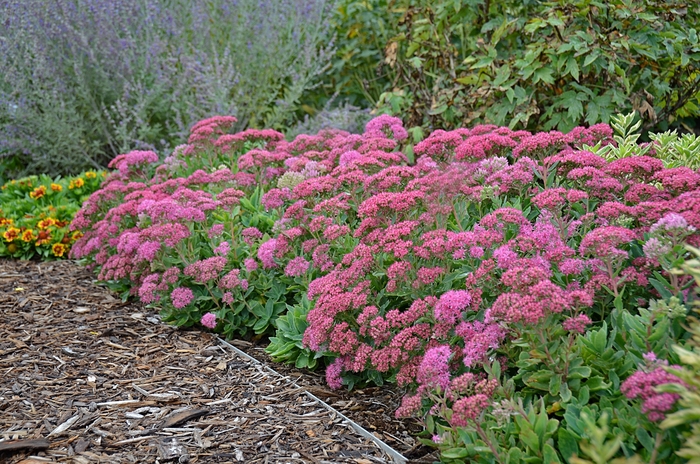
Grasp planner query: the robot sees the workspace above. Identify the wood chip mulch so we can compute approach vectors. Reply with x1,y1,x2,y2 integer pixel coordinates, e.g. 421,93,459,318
0,259,435,464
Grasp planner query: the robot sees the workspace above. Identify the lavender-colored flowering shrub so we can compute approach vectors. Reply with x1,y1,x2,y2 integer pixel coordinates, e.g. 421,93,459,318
0,0,335,177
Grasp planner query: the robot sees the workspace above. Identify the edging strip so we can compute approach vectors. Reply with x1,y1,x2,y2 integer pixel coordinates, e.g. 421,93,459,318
216,337,408,464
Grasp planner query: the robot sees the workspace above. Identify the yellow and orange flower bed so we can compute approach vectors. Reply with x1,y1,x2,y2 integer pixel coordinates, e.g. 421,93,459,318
0,172,105,259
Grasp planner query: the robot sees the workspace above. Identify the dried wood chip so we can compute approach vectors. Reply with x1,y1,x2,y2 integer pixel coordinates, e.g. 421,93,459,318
74,437,90,453
155,437,189,462
16,458,53,464
47,414,79,437
160,409,209,429
0,438,50,453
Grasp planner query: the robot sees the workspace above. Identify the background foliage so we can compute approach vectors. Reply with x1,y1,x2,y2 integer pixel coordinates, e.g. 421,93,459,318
331,0,700,134
0,0,336,177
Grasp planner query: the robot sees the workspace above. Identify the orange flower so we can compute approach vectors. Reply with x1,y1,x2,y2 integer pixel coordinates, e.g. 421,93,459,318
37,218,56,229
51,243,67,257
29,185,47,199
3,227,20,242
68,178,85,189
0,217,13,227
21,229,35,242
71,230,84,241
50,183,63,192
36,230,52,246
85,171,97,179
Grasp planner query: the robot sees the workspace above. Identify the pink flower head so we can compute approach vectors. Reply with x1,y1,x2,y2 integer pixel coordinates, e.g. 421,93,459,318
621,366,684,421
493,246,519,270
241,227,263,245
171,287,194,309
214,241,230,256
208,224,225,238
469,246,485,258
434,290,472,324
650,213,694,234
285,256,310,277
395,393,423,418
200,312,217,329
258,239,278,269
136,241,161,262
184,257,227,283
643,237,671,260
450,394,491,427
219,269,245,290
326,357,344,390
339,150,362,167
364,114,408,141
244,258,259,272
579,226,636,259
562,314,592,334
456,321,506,367
417,345,452,391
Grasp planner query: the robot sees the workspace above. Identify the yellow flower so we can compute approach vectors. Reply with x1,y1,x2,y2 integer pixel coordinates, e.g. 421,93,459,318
29,185,47,199
51,243,67,257
85,171,97,179
71,230,83,241
50,183,63,192
0,217,13,227
3,227,20,242
21,229,35,242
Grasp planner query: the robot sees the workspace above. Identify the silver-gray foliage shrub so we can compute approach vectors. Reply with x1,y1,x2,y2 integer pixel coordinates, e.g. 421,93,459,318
0,0,335,176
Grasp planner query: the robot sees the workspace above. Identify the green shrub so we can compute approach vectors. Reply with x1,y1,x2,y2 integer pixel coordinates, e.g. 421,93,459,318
312,0,399,110
362,0,700,133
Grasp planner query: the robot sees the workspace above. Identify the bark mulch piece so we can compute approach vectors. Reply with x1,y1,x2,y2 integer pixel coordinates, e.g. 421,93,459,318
0,258,427,463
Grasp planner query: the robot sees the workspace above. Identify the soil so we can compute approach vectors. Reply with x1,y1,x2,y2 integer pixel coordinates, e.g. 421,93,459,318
0,259,438,464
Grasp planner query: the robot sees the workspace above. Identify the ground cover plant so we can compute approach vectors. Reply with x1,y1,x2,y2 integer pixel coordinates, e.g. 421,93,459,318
0,171,105,259
70,113,700,462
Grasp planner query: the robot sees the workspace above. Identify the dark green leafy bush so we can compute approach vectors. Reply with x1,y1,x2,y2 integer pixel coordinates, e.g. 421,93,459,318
340,0,700,133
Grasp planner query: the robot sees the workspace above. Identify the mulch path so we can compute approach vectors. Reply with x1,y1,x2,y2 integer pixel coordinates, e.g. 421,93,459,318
0,259,435,463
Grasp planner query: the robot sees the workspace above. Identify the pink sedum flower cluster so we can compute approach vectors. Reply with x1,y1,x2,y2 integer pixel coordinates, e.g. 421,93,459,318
621,364,685,421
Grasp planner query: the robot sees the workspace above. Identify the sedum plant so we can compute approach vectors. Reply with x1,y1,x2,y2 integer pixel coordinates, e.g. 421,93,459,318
70,112,700,462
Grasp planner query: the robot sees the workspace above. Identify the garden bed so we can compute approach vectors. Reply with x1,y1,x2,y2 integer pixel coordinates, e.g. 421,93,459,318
0,259,432,463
